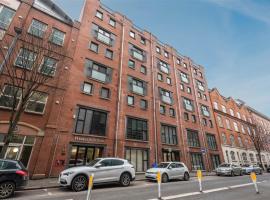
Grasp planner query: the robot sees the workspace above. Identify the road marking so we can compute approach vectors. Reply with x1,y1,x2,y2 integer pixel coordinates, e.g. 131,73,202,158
48,192,53,196
163,192,201,200
228,183,254,189
203,187,229,193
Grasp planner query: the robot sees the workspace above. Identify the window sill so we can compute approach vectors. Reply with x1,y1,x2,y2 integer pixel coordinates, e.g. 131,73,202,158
49,40,64,47
161,143,178,146
125,139,149,143
73,133,107,138
24,110,45,115
89,49,98,54
100,97,111,101
88,76,106,84
81,91,93,96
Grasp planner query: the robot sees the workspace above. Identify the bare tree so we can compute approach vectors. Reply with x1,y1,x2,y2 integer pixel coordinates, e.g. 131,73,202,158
248,121,267,170
0,25,66,158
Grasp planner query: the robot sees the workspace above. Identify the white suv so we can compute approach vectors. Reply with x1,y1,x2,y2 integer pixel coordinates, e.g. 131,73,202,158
59,158,135,191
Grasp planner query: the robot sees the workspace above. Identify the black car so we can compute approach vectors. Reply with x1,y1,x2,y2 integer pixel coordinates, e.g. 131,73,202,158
0,159,28,199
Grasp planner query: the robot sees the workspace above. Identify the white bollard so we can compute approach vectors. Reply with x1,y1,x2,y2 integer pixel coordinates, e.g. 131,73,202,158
250,172,259,194
157,171,162,199
86,173,94,200
197,170,202,192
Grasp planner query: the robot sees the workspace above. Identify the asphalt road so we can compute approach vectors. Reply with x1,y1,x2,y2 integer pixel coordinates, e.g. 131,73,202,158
11,173,270,200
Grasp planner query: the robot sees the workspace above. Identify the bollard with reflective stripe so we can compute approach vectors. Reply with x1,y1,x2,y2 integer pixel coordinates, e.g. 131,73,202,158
197,170,202,192
250,172,259,194
86,173,94,200
157,171,162,199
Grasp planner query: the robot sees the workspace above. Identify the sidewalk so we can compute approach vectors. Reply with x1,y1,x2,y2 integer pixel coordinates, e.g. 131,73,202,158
24,171,216,190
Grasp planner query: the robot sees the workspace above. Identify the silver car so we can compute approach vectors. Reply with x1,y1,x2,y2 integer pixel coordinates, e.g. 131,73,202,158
242,164,263,175
145,162,190,183
59,158,135,191
216,163,243,176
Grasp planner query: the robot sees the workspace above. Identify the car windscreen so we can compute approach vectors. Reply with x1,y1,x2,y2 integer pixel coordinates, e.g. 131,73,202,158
219,164,230,168
242,164,250,167
88,159,101,166
157,163,170,168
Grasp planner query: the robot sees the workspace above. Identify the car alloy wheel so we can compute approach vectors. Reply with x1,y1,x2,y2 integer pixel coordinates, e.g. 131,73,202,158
162,173,169,183
0,182,15,199
183,172,190,181
72,175,87,192
120,173,131,187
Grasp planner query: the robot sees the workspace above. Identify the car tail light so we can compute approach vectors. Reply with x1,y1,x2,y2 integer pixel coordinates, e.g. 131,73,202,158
16,170,28,177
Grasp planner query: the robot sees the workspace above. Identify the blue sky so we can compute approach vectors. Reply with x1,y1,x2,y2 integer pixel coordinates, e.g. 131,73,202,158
54,0,270,116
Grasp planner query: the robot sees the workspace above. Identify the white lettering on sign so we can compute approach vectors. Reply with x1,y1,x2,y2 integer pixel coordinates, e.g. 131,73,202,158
0,0,20,10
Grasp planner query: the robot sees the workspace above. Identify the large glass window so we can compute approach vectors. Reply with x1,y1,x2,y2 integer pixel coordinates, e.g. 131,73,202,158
74,107,107,136
39,57,57,76
28,19,47,38
160,88,173,104
50,28,65,46
162,150,180,162
85,59,112,83
190,153,204,170
130,44,145,61
211,154,220,170
201,105,210,117
187,129,200,147
217,116,223,127
128,76,147,95
0,85,22,109
126,117,148,141
161,125,177,145
0,5,15,30
15,48,37,70
25,92,48,114
125,148,148,172
197,80,205,91
158,60,170,74
230,135,235,146
206,133,217,150
180,72,189,83
183,98,194,111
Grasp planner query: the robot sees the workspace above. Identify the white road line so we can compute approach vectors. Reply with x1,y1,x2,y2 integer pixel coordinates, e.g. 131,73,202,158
228,183,254,189
48,192,53,196
163,192,201,200
202,187,229,193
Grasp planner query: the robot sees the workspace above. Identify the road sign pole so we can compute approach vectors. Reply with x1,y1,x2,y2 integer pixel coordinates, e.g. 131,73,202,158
250,172,259,194
86,173,94,200
197,170,202,192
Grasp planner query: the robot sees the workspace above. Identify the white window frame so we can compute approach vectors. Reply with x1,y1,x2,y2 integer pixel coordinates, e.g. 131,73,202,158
28,19,47,38
50,28,65,46
221,105,226,113
213,102,218,110
25,91,48,114
14,48,37,70
0,85,22,110
39,56,57,76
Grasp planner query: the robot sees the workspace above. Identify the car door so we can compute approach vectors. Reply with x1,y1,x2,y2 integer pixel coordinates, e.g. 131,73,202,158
168,163,179,179
175,163,185,179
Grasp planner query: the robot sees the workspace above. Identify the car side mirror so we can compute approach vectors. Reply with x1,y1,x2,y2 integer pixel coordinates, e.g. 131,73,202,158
95,163,102,168
168,166,172,169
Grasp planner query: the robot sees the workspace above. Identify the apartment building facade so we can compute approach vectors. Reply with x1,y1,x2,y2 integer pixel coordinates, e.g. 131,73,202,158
209,88,270,167
0,0,79,178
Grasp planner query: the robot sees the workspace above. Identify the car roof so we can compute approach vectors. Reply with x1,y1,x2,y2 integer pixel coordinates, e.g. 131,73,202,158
0,159,19,163
96,157,127,161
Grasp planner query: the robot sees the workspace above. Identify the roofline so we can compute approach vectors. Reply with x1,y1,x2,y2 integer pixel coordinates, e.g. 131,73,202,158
247,106,270,121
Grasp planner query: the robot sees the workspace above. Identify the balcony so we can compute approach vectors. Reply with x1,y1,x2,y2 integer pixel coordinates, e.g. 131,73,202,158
95,31,113,46
161,95,172,104
92,70,106,82
132,85,144,95
160,64,169,74
198,85,205,91
131,49,145,62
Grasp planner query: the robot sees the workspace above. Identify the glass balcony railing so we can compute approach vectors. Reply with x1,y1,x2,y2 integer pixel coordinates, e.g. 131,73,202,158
92,70,106,82
96,32,112,46
198,85,205,91
162,95,172,104
132,85,144,95
160,65,169,74
132,50,144,61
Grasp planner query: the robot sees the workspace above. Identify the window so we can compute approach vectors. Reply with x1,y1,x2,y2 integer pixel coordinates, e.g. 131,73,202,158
187,87,191,94
127,96,134,106
128,76,147,95
249,153,254,162
238,136,243,147
96,10,103,19
169,108,175,117
15,48,37,70
207,134,217,150
157,73,163,81
202,118,207,126
129,31,135,38
25,92,48,114
230,135,235,146
128,60,135,69
183,98,194,111
140,65,146,74
184,112,189,121
190,153,204,170
201,105,210,117
164,51,169,58
180,72,189,83
85,59,112,83
130,44,145,61
243,115,247,121
160,88,173,104
166,77,171,85
94,26,114,46
183,63,187,68
209,120,213,128
0,5,15,31
193,68,197,75
221,133,227,144
226,119,231,130
109,18,116,27
156,46,161,53
191,115,196,123
82,82,92,94
199,72,203,78
176,58,181,65
126,117,148,141
158,60,170,74
233,122,239,132
89,42,99,53
75,107,107,136
100,87,110,99
198,92,202,98
39,57,57,76
125,148,148,172
241,125,245,133
105,49,113,59
203,94,207,101
197,80,205,91
50,28,65,46
160,105,165,114
141,37,146,45
0,85,21,109
221,105,226,113
213,102,218,110
217,116,223,127
187,129,200,147
230,109,234,116
180,84,184,91
237,112,241,119
161,125,177,145
28,19,47,38
230,151,236,161
140,99,147,110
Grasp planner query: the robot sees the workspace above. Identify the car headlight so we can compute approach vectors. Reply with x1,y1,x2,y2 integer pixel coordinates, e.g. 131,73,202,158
63,171,75,176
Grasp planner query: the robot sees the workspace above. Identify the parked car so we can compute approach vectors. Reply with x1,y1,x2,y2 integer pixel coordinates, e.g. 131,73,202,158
267,166,270,173
241,164,263,175
59,158,135,192
216,163,243,176
0,159,29,199
145,162,190,183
